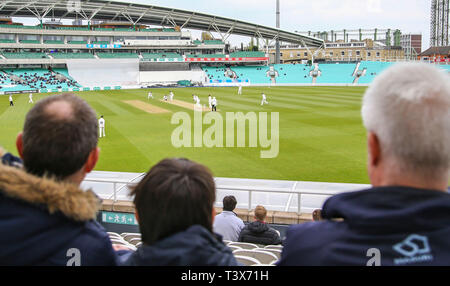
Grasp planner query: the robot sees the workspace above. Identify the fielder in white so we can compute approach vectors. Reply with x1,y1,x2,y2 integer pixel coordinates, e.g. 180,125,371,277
211,97,217,112
28,93,33,104
238,84,242,95
208,95,212,108
261,93,269,106
148,91,153,100
98,115,106,138
169,91,174,101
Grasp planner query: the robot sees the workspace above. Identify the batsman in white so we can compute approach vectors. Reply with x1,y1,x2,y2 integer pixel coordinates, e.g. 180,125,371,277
28,93,33,104
98,115,106,138
169,91,174,101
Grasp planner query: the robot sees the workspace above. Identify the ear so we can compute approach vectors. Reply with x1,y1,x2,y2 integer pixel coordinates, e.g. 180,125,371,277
368,132,381,167
134,210,139,224
84,147,100,173
16,132,24,159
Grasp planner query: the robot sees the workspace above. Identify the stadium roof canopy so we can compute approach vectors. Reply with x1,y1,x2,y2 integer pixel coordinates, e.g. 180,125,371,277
0,0,324,47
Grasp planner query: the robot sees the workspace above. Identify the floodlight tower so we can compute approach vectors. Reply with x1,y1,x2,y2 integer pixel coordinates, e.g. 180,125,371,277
275,0,281,64
430,0,449,46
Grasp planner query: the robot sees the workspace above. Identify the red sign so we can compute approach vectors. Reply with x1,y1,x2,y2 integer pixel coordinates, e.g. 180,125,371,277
185,57,269,62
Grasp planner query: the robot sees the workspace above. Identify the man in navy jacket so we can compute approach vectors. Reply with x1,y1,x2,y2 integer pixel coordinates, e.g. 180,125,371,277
278,63,450,266
0,94,119,266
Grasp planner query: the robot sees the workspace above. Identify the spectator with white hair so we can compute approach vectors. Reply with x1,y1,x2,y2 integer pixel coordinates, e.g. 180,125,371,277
278,63,450,266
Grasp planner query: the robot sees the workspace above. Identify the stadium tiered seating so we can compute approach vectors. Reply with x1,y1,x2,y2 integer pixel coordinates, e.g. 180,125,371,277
272,64,312,84
357,61,394,84
19,39,40,44
91,41,110,45
51,52,95,59
97,52,139,59
0,39,16,43
43,40,65,45
203,40,224,45
5,68,80,90
0,71,31,92
54,26,89,31
202,66,231,82
141,52,183,61
230,51,266,58
316,63,356,84
68,40,88,44
187,54,226,58
2,52,48,59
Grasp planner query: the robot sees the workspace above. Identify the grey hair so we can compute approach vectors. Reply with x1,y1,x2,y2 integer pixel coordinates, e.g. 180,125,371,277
361,62,450,178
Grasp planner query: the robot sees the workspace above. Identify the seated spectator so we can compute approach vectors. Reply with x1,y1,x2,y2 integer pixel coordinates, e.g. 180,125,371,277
278,63,450,266
312,209,322,222
122,158,239,266
213,195,245,241
0,93,120,266
238,205,282,245
0,147,23,169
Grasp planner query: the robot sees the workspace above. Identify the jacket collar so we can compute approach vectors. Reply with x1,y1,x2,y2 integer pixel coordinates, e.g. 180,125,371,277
321,186,450,231
0,164,101,222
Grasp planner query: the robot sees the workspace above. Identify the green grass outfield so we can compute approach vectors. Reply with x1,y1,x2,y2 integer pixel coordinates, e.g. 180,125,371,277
0,86,370,184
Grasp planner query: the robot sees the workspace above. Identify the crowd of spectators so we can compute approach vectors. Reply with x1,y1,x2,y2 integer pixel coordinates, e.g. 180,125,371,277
15,69,79,90
0,62,449,266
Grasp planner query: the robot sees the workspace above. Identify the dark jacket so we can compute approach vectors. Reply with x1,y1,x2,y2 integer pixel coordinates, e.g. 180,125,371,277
238,221,282,245
121,225,239,266
278,186,450,266
0,163,119,266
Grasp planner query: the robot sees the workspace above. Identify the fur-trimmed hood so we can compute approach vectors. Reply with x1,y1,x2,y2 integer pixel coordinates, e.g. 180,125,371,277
0,163,101,222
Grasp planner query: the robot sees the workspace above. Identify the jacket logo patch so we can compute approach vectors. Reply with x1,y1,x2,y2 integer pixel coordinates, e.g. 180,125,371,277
392,234,433,265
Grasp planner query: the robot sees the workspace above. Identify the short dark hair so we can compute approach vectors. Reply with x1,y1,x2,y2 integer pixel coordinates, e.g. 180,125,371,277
22,93,98,179
131,158,216,245
223,196,237,211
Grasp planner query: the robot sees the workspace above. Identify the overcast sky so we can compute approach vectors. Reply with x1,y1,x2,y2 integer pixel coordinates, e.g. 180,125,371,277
15,0,431,49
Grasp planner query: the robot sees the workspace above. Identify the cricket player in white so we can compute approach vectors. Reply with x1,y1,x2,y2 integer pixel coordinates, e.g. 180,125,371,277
28,93,33,104
238,84,242,95
211,97,217,111
169,91,174,101
208,95,212,108
195,96,201,107
148,91,153,100
98,115,106,138
9,95,13,106
261,93,269,105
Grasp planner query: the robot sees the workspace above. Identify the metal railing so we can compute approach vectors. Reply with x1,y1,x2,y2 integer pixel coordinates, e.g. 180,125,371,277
83,174,369,214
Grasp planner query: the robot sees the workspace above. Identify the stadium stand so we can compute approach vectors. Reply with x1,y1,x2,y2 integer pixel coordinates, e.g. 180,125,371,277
229,51,266,57
97,52,139,59
141,52,183,61
51,52,95,59
357,61,395,84
2,52,48,59
1,68,80,91
315,63,356,84
187,53,227,58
